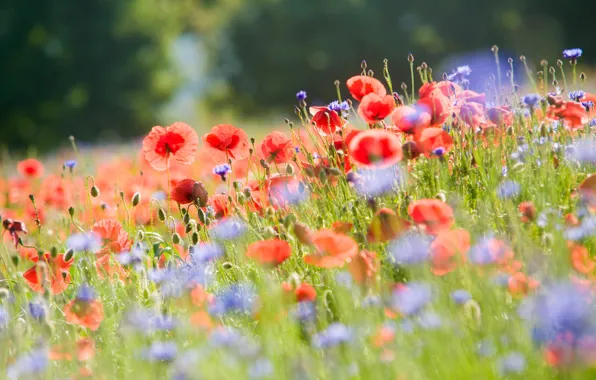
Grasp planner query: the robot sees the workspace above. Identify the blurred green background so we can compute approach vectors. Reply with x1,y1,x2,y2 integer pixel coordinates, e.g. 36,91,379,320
0,0,591,152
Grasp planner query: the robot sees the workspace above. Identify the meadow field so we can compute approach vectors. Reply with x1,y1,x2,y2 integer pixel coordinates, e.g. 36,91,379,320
2,47,596,379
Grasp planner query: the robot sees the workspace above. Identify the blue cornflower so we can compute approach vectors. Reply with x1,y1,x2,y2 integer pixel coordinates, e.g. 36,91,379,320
122,308,177,333
213,164,231,181
566,138,596,164
63,160,77,172
522,94,541,108
209,327,261,357
248,358,274,379
388,233,431,265
296,90,307,101
497,352,526,375
189,242,223,265
209,283,256,316
582,101,594,111
328,100,350,112
353,165,407,198
142,341,177,362
447,65,472,84
0,306,8,327
590,119,596,127
563,48,583,60
476,339,496,358
431,147,446,157
117,245,146,269
210,217,246,240
564,216,596,241
496,180,521,199
66,232,101,252
417,311,442,330
392,282,433,316
312,323,353,349
28,301,47,321
451,289,472,305
7,349,48,378
270,180,309,206
569,90,585,102
293,301,316,323
76,284,96,303
468,235,509,265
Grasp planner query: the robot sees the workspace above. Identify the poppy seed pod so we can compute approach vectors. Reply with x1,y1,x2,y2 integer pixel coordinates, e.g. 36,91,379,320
158,208,166,222
192,182,208,207
90,186,100,197
64,249,74,261
132,192,141,207
68,207,75,218
191,232,199,245
172,233,181,244
0,288,9,299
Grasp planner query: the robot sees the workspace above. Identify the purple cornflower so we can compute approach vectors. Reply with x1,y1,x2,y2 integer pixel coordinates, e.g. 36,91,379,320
569,90,585,102
142,341,178,362
522,94,541,108
0,306,8,327
353,165,406,198
450,289,472,305
213,164,231,181
497,352,526,375
447,65,472,84
248,358,274,379
582,101,594,111
210,217,246,240
7,349,48,378
563,48,583,60
312,323,353,349
63,160,77,172
476,339,496,358
118,244,146,269
122,308,177,333
209,283,256,316
209,327,260,357
189,242,223,265
392,282,433,316
388,233,431,265
417,311,442,330
496,180,521,199
28,301,47,321
566,138,596,164
328,100,350,112
431,147,446,157
296,90,307,101
66,232,101,252
293,301,316,323
76,284,96,303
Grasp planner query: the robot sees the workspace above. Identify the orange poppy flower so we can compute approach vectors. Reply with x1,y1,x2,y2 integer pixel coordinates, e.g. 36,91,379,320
92,219,131,257
49,338,95,361
548,101,588,130
246,239,292,266
348,129,403,167
487,106,513,127
64,288,104,331
407,199,454,235
190,284,214,307
331,221,353,235
95,255,128,282
508,272,540,296
458,101,487,129
203,124,250,160
303,229,358,268
357,93,396,124
142,122,199,171
518,201,536,223
349,250,379,284
171,179,208,206
208,194,231,219
419,81,462,100
568,242,595,274
430,229,470,276
310,106,345,135
346,75,387,101
261,131,294,164
417,89,451,126
295,283,317,302
17,158,44,178
41,175,72,210
414,127,454,157
23,253,73,294
390,105,431,134
578,174,596,207
367,208,409,243
190,310,214,330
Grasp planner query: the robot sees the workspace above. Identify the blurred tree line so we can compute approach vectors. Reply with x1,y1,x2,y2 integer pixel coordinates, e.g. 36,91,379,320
2,0,593,150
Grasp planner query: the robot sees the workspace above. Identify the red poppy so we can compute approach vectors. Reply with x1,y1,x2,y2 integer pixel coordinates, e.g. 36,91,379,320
295,283,317,302
331,221,353,235
568,242,595,274
390,105,431,134
578,174,596,207
64,298,104,331
310,106,345,135
346,75,387,101
266,174,306,209
303,229,358,268
419,81,462,100
143,122,199,171
414,127,454,157
518,201,536,223
349,250,379,284
17,158,44,178
190,284,214,307
458,90,486,105
96,255,128,282
246,239,291,266
458,101,487,129
92,219,131,257
261,131,294,164
208,194,231,219
508,272,539,296
418,89,451,126
23,253,73,294
548,101,588,130
357,93,396,124
2,218,27,248
367,208,410,243
348,129,403,167
203,124,250,160
407,199,454,235
49,338,95,361
430,229,470,276
487,106,514,127
171,179,208,206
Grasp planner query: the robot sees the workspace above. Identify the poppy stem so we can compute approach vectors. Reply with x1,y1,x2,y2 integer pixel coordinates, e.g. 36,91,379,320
409,61,415,102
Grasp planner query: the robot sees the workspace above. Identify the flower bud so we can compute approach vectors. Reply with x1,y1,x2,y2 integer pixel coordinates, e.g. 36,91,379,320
64,249,74,261
90,186,100,197
132,192,141,207
172,233,181,245
158,208,166,222
192,182,209,207
191,232,199,245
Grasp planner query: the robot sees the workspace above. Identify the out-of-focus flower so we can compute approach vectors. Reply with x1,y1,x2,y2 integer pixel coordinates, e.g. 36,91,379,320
143,122,199,171
451,290,472,305
312,323,353,349
209,217,246,240
497,352,526,375
64,284,104,331
28,301,47,321
66,232,101,253
447,65,472,84
563,48,583,59
407,199,454,235
496,180,521,199
7,349,48,379
141,341,177,362
392,282,433,316
246,239,291,266
389,232,431,265
17,158,44,178
209,284,256,316
328,100,350,113
303,229,358,268
249,358,274,379
522,94,541,108
352,165,406,198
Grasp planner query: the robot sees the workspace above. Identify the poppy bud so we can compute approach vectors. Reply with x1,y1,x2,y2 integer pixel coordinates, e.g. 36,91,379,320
11,256,18,265
407,53,414,63
293,222,313,245
143,288,150,300
28,194,35,202
183,213,190,225
50,247,58,258
64,249,74,261
191,232,199,245
192,182,208,207
185,223,193,234
158,208,166,222
197,208,206,224
435,193,446,203
181,208,187,216
153,243,161,256
90,186,100,197
318,169,327,184
172,233,181,244
260,159,270,170
132,192,141,207
68,207,75,218
0,288,9,299
328,168,341,177
137,230,145,240
222,262,233,269
285,163,294,175
237,193,245,205
580,72,586,81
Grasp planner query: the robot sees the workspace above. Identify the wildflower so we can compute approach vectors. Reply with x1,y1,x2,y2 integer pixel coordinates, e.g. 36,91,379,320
562,48,583,60
468,236,513,265
0,306,7,327
417,311,442,330
417,87,451,125
23,252,73,294
519,201,536,222
567,138,596,164
209,217,246,240
28,301,47,321
508,272,540,296
569,90,586,102
388,232,431,265
312,323,353,349
497,352,526,375
7,349,48,379
407,199,454,235
295,283,317,302
310,106,345,135
392,282,433,316
367,207,410,242
496,180,521,199
451,290,472,305
293,301,317,323
415,127,454,157
357,93,396,124
430,229,471,276
209,284,256,316
171,179,208,206
66,232,101,253
353,165,406,198
92,218,132,256
296,90,307,101
64,284,104,331
2,218,27,248
142,122,199,171
522,94,541,108
346,75,387,102
487,106,514,127
328,100,350,112
349,250,379,285
476,340,496,358
17,158,44,178
142,341,177,362
260,131,294,164
303,229,358,268
117,244,146,269
213,164,231,181
348,129,403,167
246,239,291,266
189,242,224,264
203,124,250,160
568,242,596,274
249,358,274,379
390,105,431,134
63,160,77,171
447,65,472,84
267,175,309,208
